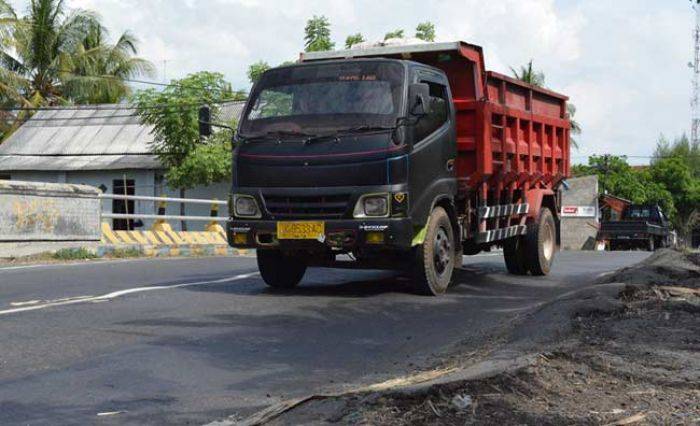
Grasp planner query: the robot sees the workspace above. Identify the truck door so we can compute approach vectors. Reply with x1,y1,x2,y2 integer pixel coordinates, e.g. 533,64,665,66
407,68,457,225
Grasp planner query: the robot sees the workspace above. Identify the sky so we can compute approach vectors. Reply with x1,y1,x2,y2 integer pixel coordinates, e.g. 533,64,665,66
7,0,696,164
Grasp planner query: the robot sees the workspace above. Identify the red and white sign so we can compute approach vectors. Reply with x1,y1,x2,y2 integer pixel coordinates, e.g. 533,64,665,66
561,205,596,218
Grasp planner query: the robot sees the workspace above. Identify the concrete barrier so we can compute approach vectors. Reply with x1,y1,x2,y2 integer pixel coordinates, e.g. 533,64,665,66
560,175,600,251
0,180,101,257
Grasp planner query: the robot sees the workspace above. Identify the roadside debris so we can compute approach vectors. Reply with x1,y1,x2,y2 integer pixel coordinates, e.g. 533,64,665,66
603,412,646,426
450,394,472,411
245,250,699,425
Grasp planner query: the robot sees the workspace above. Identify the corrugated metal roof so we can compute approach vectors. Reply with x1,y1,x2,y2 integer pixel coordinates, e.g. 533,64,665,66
0,101,246,171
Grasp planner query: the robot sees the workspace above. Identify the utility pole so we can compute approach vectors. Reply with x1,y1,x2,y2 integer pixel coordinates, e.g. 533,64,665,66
691,1,700,145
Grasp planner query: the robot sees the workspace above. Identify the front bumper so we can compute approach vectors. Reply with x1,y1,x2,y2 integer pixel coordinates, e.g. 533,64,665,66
227,217,413,250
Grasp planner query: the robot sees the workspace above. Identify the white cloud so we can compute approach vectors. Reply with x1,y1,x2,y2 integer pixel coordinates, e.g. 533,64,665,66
6,0,695,163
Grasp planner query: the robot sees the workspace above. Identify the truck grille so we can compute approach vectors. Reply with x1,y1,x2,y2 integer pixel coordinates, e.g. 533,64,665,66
263,194,351,218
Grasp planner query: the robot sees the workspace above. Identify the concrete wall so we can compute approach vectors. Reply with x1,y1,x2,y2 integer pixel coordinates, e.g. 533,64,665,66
560,175,599,250
7,170,230,231
0,180,101,257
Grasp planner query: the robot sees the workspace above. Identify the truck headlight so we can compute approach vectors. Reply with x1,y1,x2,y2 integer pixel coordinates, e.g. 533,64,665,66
354,194,390,218
233,194,261,218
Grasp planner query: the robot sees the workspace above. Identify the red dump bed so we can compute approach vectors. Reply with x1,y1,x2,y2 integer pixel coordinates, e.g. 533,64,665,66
301,41,571,198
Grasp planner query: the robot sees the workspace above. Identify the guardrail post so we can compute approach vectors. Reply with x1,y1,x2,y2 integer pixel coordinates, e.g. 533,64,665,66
205,199,226,235
152,197,170,232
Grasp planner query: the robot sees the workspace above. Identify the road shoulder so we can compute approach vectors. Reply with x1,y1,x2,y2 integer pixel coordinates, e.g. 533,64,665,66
220,249,700,425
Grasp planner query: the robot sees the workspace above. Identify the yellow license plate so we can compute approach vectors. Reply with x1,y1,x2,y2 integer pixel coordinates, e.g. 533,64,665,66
276,221,325,240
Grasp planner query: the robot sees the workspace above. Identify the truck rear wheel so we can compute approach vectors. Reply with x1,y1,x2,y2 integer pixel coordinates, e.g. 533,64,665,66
525,208,557,276
257,250,307,289
504,236,528,275
413,207,455,296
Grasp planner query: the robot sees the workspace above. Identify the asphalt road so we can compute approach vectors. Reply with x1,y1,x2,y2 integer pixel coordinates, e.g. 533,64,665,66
0,251,649,425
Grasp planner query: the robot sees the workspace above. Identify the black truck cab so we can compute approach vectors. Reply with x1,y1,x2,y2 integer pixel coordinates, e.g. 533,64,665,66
228,59,457,271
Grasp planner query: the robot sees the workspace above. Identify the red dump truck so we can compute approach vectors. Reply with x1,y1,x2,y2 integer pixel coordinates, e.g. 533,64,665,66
217,41,571,295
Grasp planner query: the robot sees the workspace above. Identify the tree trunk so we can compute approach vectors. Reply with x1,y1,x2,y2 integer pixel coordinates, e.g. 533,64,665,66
180,187,188,231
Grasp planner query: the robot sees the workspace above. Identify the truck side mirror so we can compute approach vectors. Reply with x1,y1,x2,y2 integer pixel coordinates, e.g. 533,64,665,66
198,106,212,137
409,83,431,117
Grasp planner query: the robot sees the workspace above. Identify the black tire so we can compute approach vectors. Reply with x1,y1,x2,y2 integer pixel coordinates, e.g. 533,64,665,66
413,207,455,296
525,208,557,276
504,236,528,275
257,250,307,289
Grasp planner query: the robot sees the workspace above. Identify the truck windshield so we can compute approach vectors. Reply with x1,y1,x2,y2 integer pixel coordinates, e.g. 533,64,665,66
628,207,652,219
239,61,405,137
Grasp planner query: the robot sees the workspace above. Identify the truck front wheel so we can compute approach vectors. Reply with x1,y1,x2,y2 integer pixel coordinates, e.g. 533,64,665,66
525,208,557,276
413,207,455,295
257,250,307,289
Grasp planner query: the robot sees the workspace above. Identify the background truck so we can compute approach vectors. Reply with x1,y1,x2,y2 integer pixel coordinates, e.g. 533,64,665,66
212,41,571,295
598,204,672,251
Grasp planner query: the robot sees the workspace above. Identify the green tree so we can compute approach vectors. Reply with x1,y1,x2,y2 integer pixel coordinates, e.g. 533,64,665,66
166,130,234,193
247,60,270,85
67,27,154,104
650,135,700,242
572,155,675,216
415,22,436,42
0,0,14,53
304,15,334,52
0,0,153,107
510,60,545,87
384,29,404,40
566,104,582,147
653,134,700,178
510,60,581,148
650,156,700,241
131,72,233,230
344,33,365,49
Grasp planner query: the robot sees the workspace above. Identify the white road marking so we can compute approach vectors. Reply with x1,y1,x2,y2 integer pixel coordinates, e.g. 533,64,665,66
0,272,259,317
10,300,41,307
97,411,126,416
0,256,256,273
10,295,96,307
596,270,616,278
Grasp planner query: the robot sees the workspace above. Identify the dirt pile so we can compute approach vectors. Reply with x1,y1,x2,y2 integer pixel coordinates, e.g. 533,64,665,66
261,250,700,425
602,248,700,288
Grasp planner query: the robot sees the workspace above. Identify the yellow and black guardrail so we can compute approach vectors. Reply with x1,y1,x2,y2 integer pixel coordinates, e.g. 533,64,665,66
98,194,249,257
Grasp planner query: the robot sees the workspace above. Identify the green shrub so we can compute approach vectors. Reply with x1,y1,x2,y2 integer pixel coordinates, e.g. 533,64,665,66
52,248,97,260
109,247,142,258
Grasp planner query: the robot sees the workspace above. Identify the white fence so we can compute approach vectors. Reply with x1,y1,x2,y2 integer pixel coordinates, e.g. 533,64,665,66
98,193,228,224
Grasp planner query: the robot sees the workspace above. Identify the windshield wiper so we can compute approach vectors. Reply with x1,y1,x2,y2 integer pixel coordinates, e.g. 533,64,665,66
241,130,315,142
302,125,398,146
338,125,396,134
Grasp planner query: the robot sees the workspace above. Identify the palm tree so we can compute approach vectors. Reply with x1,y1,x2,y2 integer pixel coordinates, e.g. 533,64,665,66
566,103,582,148
0,0,153,108
67,26,154,104
511,59,581,149
510,60,546,87
0,0,21,105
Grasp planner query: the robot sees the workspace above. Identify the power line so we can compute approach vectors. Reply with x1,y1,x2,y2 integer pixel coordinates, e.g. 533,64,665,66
12,114,141,122
0,97,246,112
2,65,195,89
1,65,247,99
573,154,700,159
1,109,239,122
